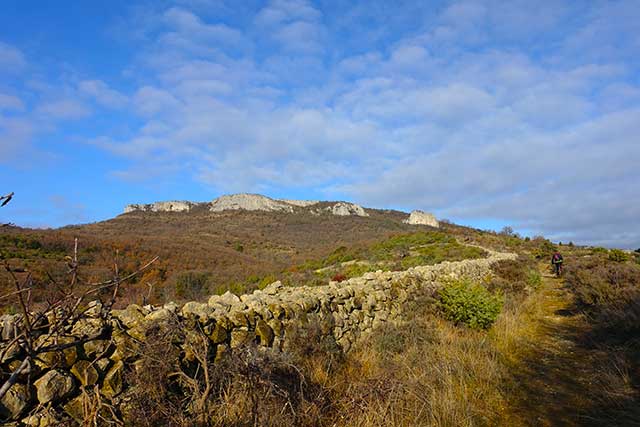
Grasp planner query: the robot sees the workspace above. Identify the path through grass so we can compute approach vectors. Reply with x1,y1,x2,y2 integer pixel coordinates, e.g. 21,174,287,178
503,264,640,426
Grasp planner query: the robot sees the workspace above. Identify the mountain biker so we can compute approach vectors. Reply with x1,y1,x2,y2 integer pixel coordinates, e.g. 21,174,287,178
551,251,564,277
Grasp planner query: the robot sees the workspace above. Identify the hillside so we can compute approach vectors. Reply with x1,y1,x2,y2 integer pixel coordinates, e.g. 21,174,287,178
0,194,442,307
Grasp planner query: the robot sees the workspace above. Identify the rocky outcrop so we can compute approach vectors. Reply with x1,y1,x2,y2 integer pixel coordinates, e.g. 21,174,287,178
124,201,195,213
325,202,369,217
278,199,319,207
404,210,439,227
123,194,371,217
209,194,294,213
0,247,515,424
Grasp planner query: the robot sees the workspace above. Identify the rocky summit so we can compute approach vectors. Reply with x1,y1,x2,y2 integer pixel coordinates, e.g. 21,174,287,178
123,193,398,220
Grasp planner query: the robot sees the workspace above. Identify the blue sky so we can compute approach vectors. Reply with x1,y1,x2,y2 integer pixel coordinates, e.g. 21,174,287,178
1,0,639,248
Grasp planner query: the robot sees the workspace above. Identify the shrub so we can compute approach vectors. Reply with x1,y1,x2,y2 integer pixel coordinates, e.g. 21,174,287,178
331,273,346,282
526,270,543,289
609,249,630,263
174,271,211,299
437,279,503,329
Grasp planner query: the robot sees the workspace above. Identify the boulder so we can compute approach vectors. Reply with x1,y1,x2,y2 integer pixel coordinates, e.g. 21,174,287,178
255,319,274,346
34,370,76,404
112,304,147,329
209,324,228,344
101,361,124,398
71,360,99,386
181,302,213,321
0,383,32,420
403,210,439,227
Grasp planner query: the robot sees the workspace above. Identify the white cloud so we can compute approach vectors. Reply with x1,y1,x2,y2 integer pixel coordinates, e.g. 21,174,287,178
0,42,26,72
35,99,91,120
255,0,325,53
133,86,182,116
79,80,128,109
0,93,25,111
163,7,246,47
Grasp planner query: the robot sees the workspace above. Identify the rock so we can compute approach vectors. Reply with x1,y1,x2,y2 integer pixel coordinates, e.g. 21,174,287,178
164,301,179,313
326,202,369,217
33,336,77,369
21,409,61,427
0,383,32,420
34,370,76,404
181,302,213,321
63,394,86,424
112,304,146,329
209,323,228,344
230,329,254,349
0,341,22,363
144,308,172,322
403,210,439,227
230,311,249,327
215,344,230,363
219,291,241,305
110,330,138,362
71,318,104,337
255,320,274,346
96,358,111,374
102,361,124,397
125,201,194,213
263,281,284,295
71,360,99,386
1,315,18,341
83,339,112,359
209,193,294,213
267,319,284,337
84,300,103,318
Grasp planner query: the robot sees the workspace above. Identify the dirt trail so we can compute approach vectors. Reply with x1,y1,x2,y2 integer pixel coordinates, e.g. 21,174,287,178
507,264,640,427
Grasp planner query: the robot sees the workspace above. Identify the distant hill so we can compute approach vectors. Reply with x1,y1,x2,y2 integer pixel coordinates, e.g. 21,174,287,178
0,194,443,307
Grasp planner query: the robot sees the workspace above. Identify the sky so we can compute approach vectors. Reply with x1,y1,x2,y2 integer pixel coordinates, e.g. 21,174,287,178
0,0,639,248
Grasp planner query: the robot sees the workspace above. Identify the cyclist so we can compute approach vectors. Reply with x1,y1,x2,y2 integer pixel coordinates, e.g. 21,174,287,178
551,251,564,277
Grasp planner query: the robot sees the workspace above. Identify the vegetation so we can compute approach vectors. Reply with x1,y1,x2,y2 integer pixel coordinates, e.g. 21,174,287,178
437,279,504,329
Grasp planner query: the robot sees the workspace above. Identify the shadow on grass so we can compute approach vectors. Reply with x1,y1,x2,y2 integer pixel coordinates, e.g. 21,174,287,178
508,287,640,427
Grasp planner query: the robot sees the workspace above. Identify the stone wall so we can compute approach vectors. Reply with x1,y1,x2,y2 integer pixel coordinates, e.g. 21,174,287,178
0,248,515,425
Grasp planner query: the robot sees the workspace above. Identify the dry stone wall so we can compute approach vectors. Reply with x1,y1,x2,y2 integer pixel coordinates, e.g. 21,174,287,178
0,248,515,425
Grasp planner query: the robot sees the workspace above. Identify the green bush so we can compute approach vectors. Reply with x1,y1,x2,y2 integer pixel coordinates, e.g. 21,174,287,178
526,270,543,289
437,279,503,329
608,249,630,263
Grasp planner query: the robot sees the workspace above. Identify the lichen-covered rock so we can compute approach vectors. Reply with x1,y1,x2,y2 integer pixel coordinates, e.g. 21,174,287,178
34,370,76,404
112,304,146,329
181,302,213,321
230,329,254,348
0,383,32,420
71,360,99,387
110,330,138,362
144,308,172,322
209,323,228,344
33,336,77,369
63,394,86,424
83,339,112,359
102,361,124,397
84,300,103,318
219,291,241,305
21,408,61,427
71,318,104,337
1,315,18,341
255,319,274,346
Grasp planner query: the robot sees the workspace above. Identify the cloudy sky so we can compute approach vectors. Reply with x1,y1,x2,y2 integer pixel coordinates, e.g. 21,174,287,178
1,0,639,248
